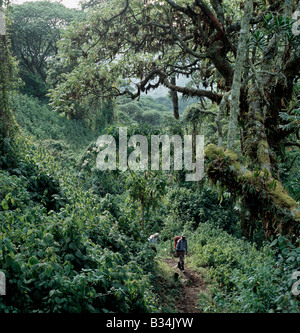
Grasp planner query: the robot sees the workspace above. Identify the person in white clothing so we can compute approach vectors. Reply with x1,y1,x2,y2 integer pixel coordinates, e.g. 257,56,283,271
148,233,159,252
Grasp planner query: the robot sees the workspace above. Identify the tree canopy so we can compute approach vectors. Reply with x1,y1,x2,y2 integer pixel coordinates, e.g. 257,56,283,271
9,1,84,98
49,0,300,239
0,0,299,314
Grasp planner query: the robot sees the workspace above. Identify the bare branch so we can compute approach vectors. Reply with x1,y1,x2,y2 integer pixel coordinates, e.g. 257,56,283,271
162,74,223,103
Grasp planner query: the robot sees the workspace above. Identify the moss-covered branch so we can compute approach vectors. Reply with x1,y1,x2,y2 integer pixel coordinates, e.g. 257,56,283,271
205,144,299,239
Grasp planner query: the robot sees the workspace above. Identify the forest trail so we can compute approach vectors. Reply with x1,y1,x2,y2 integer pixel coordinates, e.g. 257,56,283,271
163,257,207,313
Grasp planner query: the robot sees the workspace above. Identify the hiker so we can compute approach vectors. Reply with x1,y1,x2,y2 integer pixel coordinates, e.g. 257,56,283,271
175,233,188,273
148,233,159,252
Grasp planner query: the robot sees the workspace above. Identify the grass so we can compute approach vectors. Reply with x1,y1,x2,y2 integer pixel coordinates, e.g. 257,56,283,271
150,255,182,313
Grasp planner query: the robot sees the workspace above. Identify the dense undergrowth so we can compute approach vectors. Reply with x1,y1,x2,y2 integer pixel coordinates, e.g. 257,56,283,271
166,224,299,313
157,222,300,313
1,93,299,314
1,0,300,315
12,94,100,152
1,131,299,313
0,135,159,313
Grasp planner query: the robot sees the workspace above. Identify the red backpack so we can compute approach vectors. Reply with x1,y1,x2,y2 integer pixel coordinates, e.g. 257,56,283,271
174,236,181,249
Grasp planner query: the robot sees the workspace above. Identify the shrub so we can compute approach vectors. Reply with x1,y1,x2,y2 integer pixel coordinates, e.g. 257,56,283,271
189,223,300,313
11,93,99,151
161,185,238,240
0,139,158,313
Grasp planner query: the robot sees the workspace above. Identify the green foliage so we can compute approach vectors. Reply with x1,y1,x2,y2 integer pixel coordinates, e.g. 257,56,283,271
149,260,182,313
47,0,226,115
1,0,300,315
12,93,100,152
0,137,18,170
269,235,300,313
279,108,300,133
0,139,67,212
161,185,238,240
116,96,172,126
0,138,159,313
157,96,199,115
9,1,84,99
125,170,167,230
279,147,300,202
189,223,300,313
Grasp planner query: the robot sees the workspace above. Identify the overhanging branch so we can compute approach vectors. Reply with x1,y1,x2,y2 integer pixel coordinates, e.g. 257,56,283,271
162,74,223,103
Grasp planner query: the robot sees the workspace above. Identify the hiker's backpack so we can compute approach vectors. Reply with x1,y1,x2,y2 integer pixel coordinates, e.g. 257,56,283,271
174,236,181,249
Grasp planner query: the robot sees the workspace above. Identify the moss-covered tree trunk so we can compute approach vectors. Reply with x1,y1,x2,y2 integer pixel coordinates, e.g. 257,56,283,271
205,141,299,240
227,0,252,150
0,8,14,140
0,37,10,138
204,0,299,241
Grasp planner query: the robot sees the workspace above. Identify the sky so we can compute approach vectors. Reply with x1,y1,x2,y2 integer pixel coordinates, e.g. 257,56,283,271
10,0,81,9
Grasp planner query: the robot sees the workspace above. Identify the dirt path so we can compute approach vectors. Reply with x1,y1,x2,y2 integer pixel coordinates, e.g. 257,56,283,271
163,257,207,313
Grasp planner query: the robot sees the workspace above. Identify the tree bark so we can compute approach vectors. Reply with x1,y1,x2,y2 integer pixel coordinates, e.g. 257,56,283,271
0,31,12,139
227,0,253,149
205,144,299,240
170,74,179,120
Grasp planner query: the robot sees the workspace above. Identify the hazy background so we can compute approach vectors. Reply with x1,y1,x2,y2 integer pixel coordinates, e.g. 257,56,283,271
11,0,80,9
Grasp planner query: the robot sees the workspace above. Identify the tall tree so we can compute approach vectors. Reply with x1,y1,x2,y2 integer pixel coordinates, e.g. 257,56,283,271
0,1,16,140
9,1,84,98
49,0,300,240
